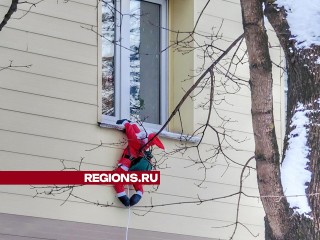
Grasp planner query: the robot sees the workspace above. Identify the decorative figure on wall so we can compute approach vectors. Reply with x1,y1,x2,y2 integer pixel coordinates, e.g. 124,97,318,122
114,119,165,207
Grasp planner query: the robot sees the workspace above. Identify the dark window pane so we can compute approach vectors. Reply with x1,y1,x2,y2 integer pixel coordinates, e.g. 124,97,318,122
130,0,161,124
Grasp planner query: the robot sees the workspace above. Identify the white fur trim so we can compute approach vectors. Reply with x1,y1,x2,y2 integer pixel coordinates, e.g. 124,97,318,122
136,191,143,196
117,191,126,197
121,120,130,127
120,165,129,171
136,131,147,140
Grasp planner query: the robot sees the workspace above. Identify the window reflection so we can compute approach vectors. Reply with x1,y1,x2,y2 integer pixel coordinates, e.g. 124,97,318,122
102,0,115,116
102,0,162,124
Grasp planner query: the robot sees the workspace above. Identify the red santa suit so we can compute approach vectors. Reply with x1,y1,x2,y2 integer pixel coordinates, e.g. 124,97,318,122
114,121,164,206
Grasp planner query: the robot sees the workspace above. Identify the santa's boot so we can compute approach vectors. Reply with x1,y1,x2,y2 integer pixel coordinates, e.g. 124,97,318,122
130,191,142,206
117,193,130,207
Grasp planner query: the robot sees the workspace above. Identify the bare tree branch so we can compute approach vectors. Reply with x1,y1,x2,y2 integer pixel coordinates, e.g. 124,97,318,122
0,0,19,31
0,60,32,72
141,34,244,152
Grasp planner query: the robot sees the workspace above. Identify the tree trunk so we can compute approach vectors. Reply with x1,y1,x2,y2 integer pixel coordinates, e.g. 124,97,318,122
241,0,320,239
239,0,290,238
265,215,317,240
264,1,320,239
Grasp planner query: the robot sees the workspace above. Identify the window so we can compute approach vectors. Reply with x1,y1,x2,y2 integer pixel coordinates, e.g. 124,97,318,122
101,0,168,128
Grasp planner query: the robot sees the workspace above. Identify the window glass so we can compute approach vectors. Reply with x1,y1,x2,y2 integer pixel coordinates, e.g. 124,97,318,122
130,0,161,124
102,0,115,116
101,0,165,125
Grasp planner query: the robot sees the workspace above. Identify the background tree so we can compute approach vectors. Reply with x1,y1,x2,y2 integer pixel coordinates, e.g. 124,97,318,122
240,0,320,239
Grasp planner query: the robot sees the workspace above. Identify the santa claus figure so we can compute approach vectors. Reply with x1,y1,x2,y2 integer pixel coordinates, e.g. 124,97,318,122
114,119,165,207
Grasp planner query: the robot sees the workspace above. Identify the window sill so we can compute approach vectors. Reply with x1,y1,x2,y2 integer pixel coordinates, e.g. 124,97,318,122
98,122,200,143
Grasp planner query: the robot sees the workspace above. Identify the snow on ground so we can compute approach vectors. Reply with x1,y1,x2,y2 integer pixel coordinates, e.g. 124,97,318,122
281,103,312,215
276,0,320,48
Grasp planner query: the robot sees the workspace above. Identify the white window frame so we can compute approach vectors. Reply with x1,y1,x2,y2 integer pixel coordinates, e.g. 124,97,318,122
101,0,168,130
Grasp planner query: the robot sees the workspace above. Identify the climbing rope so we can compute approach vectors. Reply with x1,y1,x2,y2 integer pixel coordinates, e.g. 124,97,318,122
125,187,131,240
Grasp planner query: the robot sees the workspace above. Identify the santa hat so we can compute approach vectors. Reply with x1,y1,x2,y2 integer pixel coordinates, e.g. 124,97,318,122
147,133,165,150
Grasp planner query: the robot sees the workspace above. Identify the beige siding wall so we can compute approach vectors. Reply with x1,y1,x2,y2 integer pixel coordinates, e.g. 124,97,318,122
168,0,195,133
0,0,284,239
192,0,284,238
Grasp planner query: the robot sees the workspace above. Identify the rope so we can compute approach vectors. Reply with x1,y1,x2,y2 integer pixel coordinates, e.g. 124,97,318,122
125,187,131,240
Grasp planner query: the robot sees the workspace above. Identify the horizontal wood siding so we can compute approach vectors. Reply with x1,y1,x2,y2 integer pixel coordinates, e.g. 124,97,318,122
192,0,285,239
0,213,218,240
0,0,285,239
